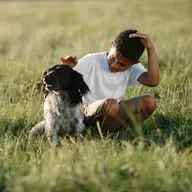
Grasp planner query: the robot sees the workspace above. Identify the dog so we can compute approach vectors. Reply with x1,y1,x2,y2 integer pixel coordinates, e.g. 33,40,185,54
29,64,89,148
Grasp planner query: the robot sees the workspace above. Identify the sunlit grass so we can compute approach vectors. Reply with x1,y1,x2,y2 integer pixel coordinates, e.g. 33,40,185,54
0,0,192,191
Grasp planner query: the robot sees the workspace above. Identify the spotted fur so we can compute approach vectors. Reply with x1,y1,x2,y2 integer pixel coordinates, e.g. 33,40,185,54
29,64,89,148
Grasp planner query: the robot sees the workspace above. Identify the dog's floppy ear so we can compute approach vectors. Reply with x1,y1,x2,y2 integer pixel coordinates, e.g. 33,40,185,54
71,70,89,96
69,70,90,105
72,70,89,95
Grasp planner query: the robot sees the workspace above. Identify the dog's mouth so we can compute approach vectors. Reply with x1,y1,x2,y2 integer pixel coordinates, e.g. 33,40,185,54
45,84,61,91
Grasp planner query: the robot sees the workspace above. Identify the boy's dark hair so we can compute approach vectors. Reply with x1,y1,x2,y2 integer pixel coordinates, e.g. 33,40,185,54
113,29,145,62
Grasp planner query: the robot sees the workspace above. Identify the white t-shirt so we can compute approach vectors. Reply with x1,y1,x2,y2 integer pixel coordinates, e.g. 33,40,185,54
73,52,146,104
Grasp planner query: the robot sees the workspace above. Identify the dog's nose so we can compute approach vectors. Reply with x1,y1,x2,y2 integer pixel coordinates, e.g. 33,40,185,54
43,70,56,85
44,74,49,81
43,73,53,84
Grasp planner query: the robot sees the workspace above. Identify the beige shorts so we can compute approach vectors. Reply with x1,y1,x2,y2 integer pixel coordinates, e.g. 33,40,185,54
84,98,108,118
83,98,108,127
83,98,128,133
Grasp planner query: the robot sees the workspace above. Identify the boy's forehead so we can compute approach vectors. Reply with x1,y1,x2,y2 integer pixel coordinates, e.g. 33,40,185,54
111,47,130,63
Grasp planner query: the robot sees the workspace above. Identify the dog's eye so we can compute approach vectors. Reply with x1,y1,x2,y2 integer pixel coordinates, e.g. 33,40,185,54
55,69,63,74
57,68,66,73
54,66,62,71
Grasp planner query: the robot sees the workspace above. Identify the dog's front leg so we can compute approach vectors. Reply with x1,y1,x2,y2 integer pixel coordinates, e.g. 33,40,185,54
71,114,86,140
74,105,86,137
45,115,60,148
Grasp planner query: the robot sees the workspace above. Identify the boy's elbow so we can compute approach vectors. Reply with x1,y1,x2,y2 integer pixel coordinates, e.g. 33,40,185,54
150,82,159,87
139,73,160,87
149,78,159,87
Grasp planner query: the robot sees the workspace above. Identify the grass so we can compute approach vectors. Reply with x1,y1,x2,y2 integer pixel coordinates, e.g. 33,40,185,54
0,0,192,191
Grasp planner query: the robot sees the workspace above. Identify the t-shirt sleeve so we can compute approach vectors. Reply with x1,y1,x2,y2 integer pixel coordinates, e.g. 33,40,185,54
73,54,92,75
128,63,147,86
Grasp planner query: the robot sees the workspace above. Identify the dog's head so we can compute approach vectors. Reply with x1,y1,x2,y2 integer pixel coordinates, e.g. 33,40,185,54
43,64,89,105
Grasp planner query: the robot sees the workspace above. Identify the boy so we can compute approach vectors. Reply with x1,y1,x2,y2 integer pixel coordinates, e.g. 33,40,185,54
60,29,159,134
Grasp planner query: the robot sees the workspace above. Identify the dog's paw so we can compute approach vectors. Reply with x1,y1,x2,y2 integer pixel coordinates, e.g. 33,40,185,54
50,140,61,149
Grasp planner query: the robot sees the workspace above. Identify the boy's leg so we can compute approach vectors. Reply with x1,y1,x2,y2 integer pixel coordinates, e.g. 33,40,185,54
112,94,157,132
84,94,157,134
84,98,109,132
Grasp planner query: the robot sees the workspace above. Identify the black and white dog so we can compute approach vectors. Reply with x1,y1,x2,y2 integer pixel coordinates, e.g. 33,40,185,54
29,64,89,148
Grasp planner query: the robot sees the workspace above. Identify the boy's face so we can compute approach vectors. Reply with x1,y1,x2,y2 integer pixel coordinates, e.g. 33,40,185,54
107,42,137,73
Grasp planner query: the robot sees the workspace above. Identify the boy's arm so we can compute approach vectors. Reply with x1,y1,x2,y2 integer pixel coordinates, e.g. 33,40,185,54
60,56,78,68
130,32,159,87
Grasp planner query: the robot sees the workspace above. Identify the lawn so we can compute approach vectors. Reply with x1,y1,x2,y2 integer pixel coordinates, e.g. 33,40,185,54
0,0,192,191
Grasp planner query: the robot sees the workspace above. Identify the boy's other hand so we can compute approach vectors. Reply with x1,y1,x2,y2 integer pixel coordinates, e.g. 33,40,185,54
60,55,78,67
129,32,154,50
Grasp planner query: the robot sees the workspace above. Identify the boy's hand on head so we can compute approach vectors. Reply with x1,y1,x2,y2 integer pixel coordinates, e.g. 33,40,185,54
129,32,154,50
131,32,159,87
60,55,78,67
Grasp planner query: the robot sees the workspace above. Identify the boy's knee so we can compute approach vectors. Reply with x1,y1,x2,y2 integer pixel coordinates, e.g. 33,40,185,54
142,94,157,114
103,98,119,118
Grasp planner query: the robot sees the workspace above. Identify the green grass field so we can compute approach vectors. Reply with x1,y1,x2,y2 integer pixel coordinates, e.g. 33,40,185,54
0,0,192,191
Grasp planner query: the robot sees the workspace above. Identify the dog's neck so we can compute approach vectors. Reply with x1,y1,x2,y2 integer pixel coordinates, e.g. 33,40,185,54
44,89,67,98
44,89,83,106
52,90,61,95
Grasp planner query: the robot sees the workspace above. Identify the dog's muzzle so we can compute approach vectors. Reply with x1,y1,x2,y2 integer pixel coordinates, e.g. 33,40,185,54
44,71,60,91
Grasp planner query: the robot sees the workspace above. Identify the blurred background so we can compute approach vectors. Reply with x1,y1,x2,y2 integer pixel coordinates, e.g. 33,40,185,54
0,1,192,191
